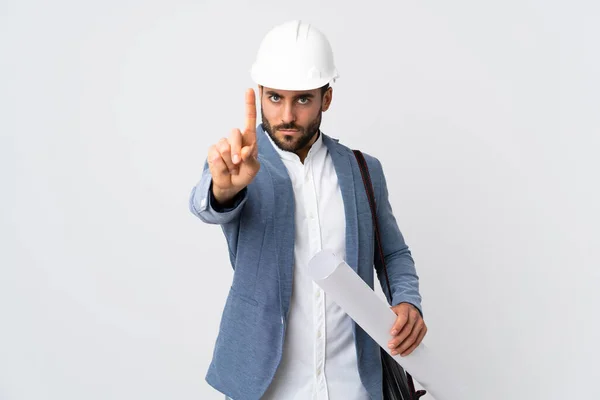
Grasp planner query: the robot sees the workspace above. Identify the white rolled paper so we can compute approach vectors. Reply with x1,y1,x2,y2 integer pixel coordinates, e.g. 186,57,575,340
305,249,462,400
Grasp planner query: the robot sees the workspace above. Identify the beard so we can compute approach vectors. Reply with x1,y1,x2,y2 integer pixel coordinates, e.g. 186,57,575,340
261,110,322,153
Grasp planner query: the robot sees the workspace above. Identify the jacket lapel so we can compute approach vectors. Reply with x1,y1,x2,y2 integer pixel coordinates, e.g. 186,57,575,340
257,125,296,319
321,133,364,357
322,134,360,273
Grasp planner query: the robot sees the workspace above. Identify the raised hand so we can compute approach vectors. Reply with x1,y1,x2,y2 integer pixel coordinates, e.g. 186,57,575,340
207,88,260,205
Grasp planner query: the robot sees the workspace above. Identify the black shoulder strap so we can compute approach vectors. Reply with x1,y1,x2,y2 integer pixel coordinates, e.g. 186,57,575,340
352,149,393,302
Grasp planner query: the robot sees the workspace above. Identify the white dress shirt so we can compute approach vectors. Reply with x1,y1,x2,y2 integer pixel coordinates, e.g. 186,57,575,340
261,131,370,400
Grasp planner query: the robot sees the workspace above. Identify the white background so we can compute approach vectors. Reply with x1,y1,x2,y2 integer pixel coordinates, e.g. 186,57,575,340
2,0,599,399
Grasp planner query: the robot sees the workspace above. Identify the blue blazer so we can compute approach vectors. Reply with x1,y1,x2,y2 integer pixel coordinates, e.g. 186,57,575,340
189,124,422,400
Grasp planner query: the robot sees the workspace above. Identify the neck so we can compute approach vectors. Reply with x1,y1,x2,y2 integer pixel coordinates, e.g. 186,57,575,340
296,131,320,164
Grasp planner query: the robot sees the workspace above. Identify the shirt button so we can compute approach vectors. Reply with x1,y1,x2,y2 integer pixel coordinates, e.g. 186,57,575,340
317,330,322,338
315,291,320,298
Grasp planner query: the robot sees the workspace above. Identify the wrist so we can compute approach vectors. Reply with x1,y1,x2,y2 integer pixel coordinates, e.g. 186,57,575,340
212,185,239,207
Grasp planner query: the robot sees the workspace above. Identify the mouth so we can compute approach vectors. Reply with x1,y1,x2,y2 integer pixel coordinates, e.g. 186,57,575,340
279,129,300,134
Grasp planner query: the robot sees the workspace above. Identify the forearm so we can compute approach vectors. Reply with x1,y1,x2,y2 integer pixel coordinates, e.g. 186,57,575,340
372,157,423,315
379,244,422,314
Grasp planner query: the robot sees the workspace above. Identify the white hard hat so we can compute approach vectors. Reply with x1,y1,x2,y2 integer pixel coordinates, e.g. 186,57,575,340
250,20,339,91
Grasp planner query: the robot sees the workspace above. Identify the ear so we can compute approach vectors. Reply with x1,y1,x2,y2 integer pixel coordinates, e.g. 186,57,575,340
321,87,333,112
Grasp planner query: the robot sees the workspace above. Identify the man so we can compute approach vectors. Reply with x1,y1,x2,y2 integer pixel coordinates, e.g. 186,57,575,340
189,20,426,400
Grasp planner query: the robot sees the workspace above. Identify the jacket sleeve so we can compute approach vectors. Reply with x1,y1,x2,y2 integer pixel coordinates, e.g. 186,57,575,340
188,160,248,225
371,157,423,317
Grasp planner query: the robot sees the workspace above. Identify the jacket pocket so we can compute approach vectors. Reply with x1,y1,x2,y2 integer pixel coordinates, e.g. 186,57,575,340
210,287,263,391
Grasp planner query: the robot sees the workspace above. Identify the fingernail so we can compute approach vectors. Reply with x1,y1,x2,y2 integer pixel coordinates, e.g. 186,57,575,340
391,351,397,355
232,154,239,163
391,330,398,336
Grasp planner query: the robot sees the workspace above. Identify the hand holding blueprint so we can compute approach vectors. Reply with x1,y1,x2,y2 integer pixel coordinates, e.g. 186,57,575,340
305,249,463,400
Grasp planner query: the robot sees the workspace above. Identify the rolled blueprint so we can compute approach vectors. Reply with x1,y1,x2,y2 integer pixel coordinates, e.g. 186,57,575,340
305,249,462,400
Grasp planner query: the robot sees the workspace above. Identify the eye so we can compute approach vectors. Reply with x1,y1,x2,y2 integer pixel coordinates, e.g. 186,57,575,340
297,97,310,105
269,94,281,103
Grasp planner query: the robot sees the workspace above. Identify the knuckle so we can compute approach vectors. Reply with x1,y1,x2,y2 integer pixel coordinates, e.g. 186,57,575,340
219,142,230,154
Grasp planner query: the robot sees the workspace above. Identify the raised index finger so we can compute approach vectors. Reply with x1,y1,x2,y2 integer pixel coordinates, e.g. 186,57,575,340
244,88,257,141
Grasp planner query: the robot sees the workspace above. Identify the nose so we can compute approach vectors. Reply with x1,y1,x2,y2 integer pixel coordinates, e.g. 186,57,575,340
281,102,296,125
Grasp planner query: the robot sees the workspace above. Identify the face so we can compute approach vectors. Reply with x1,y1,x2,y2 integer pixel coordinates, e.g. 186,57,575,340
260,86,332,157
